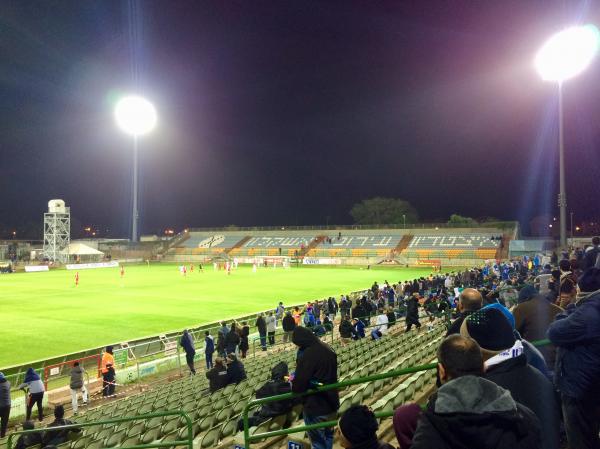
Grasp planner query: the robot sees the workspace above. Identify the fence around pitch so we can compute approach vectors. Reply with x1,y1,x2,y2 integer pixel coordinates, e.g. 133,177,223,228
242,338,551,449
7,411,193,449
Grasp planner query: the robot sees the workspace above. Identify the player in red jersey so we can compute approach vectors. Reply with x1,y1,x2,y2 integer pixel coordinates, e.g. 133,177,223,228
75,272,79,286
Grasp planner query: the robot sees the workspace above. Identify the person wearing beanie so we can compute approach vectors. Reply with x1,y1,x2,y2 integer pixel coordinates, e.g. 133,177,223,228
547,267,600,449
409,334,541,449
17,368,45,421
225,353,246,385
0,372,10,438
512,285,562,370
461,308,559,449
337,405,395,449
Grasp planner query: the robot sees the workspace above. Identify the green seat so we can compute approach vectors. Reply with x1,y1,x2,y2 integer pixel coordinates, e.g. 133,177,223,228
198,414,215,432
103,429,126,448
71,436,91,449
215,407,231,423
140,426,161,444
160,418,180,436
144,416,164,431
121,435,140,447
126,422,145,437
220,420,237,439
199,426,220,449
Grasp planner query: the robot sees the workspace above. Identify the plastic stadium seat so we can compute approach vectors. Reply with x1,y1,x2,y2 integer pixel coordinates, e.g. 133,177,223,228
215,407,232,424
126,422,145,438
103,429,126,448
198,414,216,432
140,427,161,444
95,428,112,442
144,416,164,431
220,419,237,439
200,427,220,448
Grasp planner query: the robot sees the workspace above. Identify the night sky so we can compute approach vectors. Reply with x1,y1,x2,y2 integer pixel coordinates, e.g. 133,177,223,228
1,1,599,238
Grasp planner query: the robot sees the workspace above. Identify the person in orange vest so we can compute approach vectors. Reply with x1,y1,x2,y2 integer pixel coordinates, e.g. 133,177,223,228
101,346,116,397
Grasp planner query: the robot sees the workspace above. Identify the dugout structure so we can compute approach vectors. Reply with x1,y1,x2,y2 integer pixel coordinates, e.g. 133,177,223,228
43,199,70,263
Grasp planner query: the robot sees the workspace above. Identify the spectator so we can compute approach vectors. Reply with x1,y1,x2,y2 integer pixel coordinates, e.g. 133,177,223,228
337,405,395,449
512,285,562,372
256,313,267,351
292,307,302,326
407,334,541,449
351,299,366,322
282,311,296,343
582,236,600,269
292,327,339,449
216,322,229,357
275,301,285,325
371,309,388,340
328,297,338,321
446,288,482,335
339,315,353,344
352,317,365,340
386,307,396,328
239,322,250,358
100,346,116,398
206,358,229,392
226,354,247,384
405,294,421,333
18,368,45,421
236,361,293,431
0,371,10,437
69,362,88,414
266,311,276,346
204,331,215,369
303,308,316,328
42,405,81,447
225,322,240,355
461,308,559,449
179,329,196,375
14,421,42,449
547,267,600,449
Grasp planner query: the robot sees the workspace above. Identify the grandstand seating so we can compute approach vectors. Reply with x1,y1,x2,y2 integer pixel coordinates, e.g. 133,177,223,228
231,234,318,257
401,234,501,260
21,323,444,449
311,233,404,258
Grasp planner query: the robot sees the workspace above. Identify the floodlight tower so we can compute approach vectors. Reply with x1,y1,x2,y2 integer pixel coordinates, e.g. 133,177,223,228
114,95,157,242
43,199,70,263
535,24,600,248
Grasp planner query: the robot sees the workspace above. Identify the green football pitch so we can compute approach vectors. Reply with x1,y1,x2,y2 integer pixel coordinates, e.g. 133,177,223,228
0,263,432,368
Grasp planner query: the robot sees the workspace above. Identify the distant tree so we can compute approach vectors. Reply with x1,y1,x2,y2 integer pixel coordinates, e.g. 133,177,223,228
350,197,418,225
448,214,478,226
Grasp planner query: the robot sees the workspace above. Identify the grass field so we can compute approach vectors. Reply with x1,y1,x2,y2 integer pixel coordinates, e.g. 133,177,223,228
0,263,432,368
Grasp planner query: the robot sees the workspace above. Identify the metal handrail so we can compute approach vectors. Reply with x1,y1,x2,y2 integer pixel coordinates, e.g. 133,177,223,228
7,410,193,449
242,338,551,448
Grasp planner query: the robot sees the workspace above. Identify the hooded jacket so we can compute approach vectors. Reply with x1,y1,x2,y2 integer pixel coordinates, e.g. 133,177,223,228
291,327,339,416
69,366,85,390
256,362,294,418
339,319,353,339
547,289,600,399
18,368,45,394
227,357,247,384
411,376,541,449
180,331,195,355
282,314,296,332
0,372,10,407
484,354,559,449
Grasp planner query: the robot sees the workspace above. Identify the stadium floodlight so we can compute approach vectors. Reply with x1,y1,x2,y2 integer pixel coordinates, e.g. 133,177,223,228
535,24,600,82
115,95,157,242
534,24,599,249
114,95,157,136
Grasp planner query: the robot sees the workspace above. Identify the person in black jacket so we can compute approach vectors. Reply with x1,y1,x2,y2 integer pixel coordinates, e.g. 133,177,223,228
179,329,196,375
339,316,353,344
226,354,247,384
239,322,250,358
42,405,81,447
405,294,421,332
282,311,296,344
225,322,240,355
256,314,267,351
292,326,339,449
409,334,541,449
236,361,294,431
445,288,482,336
14,421,42,449
461,308,559,449
337,405,395,449
206,358,229,392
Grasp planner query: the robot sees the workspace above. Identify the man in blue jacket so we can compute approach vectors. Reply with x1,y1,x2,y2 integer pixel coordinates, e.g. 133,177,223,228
548,267,600,449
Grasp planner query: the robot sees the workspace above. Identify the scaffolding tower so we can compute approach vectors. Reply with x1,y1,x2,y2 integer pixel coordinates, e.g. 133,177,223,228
43,199,70,263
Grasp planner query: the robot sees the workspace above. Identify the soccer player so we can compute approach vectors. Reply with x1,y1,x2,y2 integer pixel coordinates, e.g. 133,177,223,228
190,264,194,273
75,272,79,286
252,262,257,273
120,266,125,278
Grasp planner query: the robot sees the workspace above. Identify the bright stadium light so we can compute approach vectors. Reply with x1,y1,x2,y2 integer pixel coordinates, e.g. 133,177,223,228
535,24,600,82
115,95,157,136
535,24,599,249
115,95,157,242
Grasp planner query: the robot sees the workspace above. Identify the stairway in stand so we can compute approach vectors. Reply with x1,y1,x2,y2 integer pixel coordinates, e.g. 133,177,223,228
391,234,413,258
299,235,327,257
225,236,252,254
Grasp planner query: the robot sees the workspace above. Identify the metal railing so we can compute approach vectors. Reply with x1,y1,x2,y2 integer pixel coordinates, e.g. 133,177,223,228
241,338,551,449
187,222,517,232
7,410,193,449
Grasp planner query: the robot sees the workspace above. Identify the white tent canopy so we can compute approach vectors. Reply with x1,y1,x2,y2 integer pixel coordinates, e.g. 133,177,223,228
68,243,104,256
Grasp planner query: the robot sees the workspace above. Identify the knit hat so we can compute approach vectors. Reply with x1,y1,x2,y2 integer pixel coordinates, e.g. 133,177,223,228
0,372,5,382
518,284,537,304
482,303,515,329
460,308,515,356
578,268,600,293
338,405,379,445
